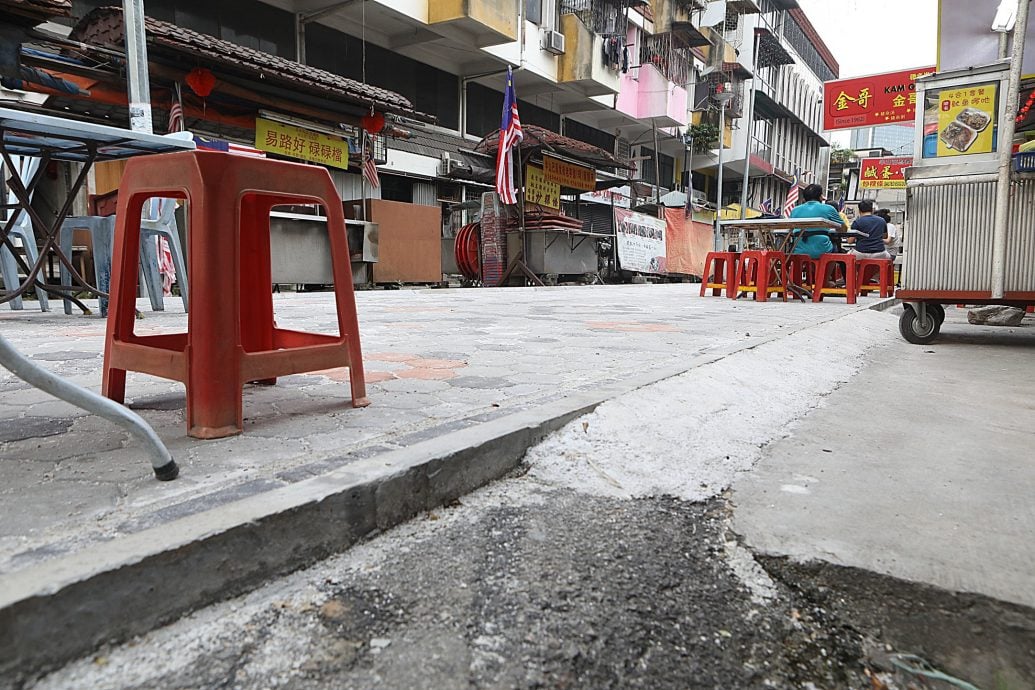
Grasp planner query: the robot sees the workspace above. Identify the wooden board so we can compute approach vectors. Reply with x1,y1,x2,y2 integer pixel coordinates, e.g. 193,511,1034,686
348,199,442,283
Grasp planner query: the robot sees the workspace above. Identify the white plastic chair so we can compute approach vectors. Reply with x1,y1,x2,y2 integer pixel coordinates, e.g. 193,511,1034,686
1,156,49,311
139,197,188,312
59,197,188,315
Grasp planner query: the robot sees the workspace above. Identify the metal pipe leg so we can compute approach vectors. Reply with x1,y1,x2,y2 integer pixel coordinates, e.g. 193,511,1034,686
0,333,178,480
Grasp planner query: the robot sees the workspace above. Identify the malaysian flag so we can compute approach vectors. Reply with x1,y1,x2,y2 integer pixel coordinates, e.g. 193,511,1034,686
782,174,799,218
363,136,380,188
167,83,184,133
760,198,774,216
495,66,523,205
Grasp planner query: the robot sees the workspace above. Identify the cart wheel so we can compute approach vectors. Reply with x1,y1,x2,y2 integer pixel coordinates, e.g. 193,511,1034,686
928,303,946,325
899,306,941,344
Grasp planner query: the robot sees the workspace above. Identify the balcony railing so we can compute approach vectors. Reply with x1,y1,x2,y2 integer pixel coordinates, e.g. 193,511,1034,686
560,0,632,36
640,33,692,87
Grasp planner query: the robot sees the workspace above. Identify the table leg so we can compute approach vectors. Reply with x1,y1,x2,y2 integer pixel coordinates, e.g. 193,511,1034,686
0,331,178,480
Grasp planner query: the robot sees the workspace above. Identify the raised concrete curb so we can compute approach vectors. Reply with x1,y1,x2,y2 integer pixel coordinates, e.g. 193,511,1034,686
0,302,887,686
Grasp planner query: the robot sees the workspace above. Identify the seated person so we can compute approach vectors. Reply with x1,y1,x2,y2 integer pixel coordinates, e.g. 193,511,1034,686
875,208,900,260
789,184,847,259
850,200,892,260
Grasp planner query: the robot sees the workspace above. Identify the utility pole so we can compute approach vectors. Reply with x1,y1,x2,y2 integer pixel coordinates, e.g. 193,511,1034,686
714,83,734,250
122,0,152,133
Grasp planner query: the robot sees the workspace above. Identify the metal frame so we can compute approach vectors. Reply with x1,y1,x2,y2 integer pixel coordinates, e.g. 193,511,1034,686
0,107,193,478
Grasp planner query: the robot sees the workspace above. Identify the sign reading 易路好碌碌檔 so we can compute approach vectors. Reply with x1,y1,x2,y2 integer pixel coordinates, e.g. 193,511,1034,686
614,208,666,275
859,157,912,189
543,154,596,192
254,117,350,169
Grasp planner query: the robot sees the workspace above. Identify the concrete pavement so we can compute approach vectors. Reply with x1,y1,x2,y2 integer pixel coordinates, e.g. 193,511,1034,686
732,305,1035,687
0,285,886,683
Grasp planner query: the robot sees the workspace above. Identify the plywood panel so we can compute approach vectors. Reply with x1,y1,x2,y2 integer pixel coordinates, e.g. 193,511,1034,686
351,199,442,283
94,160,127,195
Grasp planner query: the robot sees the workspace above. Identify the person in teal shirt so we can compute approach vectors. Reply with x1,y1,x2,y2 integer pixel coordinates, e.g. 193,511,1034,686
788,184,847,258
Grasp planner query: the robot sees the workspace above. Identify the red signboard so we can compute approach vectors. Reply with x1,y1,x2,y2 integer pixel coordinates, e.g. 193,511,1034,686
859,156,912,189
823,67,936,132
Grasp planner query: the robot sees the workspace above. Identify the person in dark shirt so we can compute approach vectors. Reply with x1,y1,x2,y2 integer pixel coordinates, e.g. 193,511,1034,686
849,200,891,259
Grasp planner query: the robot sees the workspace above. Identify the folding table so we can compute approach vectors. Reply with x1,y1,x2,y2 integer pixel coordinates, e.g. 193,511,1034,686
0,107,194,479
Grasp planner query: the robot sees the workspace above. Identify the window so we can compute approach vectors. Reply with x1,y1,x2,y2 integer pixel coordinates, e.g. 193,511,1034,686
466,83,560,139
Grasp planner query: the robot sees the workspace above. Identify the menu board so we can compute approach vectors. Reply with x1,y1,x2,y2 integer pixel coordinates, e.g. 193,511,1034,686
923,81,999,158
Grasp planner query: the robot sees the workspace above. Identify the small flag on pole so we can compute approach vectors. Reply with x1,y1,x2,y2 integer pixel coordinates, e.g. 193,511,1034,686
167,83,184,134
782,173,799,218
495,66,523,205
363,137,380,189
760,198,773,216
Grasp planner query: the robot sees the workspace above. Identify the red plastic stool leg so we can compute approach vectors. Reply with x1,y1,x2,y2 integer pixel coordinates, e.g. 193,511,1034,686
102,194,147,404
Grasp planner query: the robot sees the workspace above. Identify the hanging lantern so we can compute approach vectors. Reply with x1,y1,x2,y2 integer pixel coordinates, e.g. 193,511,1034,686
361,110,385,134
185,68,216,98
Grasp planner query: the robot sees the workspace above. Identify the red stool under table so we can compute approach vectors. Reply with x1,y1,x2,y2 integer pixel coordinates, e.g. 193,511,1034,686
813,253,858,304
700,251,739,297
734,250,786,302
102,150,369,439
785,254,817,292
856,258,894,298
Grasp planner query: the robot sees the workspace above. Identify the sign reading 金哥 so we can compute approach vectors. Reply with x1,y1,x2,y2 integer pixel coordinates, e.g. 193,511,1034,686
255,117,349,169
524,164,561,209
823,67,936,132
543,154,596,192
859,156,912,189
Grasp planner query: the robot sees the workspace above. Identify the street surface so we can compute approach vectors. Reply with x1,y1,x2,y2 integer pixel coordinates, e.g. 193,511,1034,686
0,286,878,576
5,289,1034,689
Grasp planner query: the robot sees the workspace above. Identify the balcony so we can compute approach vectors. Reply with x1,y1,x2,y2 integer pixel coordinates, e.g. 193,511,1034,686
428,0,518,47
556,13,621,97
616,61,689,128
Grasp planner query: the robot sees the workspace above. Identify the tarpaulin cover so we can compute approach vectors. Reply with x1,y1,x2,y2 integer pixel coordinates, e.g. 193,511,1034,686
664,209,713,277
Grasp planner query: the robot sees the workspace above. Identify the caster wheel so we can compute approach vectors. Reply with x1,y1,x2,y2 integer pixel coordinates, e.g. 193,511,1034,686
899,305,941,344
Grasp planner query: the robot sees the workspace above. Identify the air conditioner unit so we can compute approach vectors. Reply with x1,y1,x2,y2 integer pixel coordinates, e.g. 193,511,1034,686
438,153,465,177
541,29,565,55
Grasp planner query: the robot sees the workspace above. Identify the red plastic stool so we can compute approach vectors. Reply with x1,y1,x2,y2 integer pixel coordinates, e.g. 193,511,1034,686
856,258,894,297
700,251,739,297
734,250,786,302
786,254,817,290
813,253,858,304
102,150,369,439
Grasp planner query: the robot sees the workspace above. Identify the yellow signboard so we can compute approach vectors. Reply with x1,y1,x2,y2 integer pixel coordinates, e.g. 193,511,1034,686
543,154,596,192
255,117,350,169
936,82,997,157
525,164,560,209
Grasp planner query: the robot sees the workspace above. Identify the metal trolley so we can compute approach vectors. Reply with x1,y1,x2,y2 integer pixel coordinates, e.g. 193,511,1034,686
898,57,1035,344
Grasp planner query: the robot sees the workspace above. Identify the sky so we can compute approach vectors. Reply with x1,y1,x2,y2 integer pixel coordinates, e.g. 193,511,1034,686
795,0,940,78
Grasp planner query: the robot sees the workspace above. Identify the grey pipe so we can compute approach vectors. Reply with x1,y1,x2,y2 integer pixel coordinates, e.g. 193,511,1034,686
0,333,178,480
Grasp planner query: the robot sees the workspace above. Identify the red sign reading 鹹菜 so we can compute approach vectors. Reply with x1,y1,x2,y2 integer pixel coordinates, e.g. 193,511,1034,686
823,67,936,132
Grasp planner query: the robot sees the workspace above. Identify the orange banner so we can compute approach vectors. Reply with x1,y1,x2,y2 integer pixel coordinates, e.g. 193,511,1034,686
664,209,713,277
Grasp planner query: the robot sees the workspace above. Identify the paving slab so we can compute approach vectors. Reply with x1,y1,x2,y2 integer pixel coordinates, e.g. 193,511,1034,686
0,285,879,578
732,306,1035,609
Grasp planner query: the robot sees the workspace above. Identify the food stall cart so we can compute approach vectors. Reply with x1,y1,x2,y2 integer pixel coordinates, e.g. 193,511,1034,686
897,3,1035,343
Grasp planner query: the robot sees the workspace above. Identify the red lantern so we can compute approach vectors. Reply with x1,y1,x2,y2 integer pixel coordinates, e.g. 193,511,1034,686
185,68,216,98
361,111,385,134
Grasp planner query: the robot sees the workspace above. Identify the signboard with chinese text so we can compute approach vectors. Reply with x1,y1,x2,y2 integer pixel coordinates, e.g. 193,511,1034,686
927,82,999,158
823,67,936,132
859,156,912,189
543,154,596,191
524,164,561,209
255,117,349,169
613,208,666,275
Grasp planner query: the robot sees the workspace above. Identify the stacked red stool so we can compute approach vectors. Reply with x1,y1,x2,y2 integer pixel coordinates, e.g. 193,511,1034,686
699,251,739,297
813,253,858,304
856,258,894,298
733,250,786,302
102,150,369,439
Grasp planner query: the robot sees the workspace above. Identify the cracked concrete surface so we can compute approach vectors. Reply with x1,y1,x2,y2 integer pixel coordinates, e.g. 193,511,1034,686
0,285,880,578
